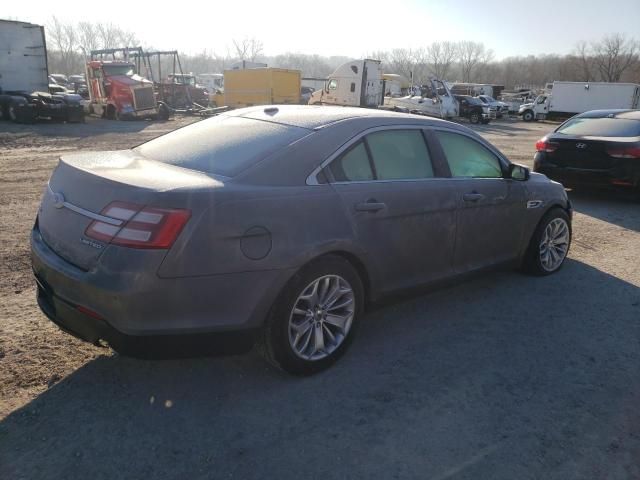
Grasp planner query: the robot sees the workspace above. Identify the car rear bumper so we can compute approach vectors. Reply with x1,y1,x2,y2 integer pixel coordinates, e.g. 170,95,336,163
31,224,295,351
534,153,639,189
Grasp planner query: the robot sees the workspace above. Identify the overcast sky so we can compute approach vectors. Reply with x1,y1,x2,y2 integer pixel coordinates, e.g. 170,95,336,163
4,0,640,59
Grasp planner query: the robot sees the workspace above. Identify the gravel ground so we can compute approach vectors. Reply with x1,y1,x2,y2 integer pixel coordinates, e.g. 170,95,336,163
0,115,638,479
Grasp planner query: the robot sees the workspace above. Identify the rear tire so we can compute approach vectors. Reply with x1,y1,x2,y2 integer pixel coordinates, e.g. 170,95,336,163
106,105,116,120
522,208,571,276
469,112,480,124
260,255,364,375
157,103,170,121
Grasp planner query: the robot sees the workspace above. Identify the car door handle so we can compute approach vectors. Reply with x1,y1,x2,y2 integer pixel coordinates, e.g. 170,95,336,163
355,200,386,212
462,193,485,202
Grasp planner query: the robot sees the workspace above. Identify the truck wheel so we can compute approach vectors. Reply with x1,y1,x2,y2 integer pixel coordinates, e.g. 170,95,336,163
157,103,170,121
522,110,534,122
106,105,117,120
9,101,35,124
470,112,480,124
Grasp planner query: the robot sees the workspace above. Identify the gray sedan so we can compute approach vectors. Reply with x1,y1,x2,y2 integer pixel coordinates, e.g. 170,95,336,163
31,106,572,374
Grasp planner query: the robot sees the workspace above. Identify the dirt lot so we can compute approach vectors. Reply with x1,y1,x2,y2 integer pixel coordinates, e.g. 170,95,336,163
1,115,639,479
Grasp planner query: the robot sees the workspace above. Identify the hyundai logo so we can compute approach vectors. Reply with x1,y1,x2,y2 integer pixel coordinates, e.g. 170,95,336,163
576,143,587,149
52,192,65,209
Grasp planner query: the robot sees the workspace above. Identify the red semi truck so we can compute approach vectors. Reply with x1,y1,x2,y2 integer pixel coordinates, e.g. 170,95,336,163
85,57,169,120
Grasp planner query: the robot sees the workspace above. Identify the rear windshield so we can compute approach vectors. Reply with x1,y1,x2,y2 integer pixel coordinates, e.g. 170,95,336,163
556,118,640,137
135,116,309,176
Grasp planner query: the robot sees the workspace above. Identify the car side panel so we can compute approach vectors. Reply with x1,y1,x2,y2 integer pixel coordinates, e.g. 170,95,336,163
158,184,367,279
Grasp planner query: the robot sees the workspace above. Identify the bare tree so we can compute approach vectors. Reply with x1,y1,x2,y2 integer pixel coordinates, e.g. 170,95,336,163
77,22,99,58
232,37,264,62
272,53,333,77
47,16,78,74
93,23,138,51
457,41,493,83
591,34,639,82
385,48,416,81
572,40,594,81
425,41,458,80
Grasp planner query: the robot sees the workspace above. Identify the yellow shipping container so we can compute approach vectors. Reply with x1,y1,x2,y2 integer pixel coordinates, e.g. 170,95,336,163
223,68,301,108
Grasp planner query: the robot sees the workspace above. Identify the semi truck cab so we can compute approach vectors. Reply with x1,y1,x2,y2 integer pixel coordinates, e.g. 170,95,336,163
86,60,162,120
519,95,549,121
308,59,383,107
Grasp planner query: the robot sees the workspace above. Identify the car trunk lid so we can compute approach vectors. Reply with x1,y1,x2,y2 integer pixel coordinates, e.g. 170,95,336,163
38,150,222,271
546,136,629,170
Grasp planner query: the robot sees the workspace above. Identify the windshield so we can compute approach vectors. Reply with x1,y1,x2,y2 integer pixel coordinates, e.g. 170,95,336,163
103,65,135,77
460,97,482,106
556,117,640,137
135,115,310,176
174,76,196,86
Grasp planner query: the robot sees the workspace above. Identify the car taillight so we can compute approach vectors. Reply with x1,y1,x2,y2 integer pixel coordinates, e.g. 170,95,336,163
535,137,557,153
606,146,640,159
85,201,190,249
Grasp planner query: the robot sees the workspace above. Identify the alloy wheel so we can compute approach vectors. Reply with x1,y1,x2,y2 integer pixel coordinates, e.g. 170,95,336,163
539,218,570,272
288,275,355,361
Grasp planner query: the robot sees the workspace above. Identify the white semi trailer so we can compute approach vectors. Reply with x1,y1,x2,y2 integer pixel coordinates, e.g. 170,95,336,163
308,59,384,108
519,81,640,121
0,19,83,123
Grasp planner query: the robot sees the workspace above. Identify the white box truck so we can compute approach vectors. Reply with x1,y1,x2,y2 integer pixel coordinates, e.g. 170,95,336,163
308,59,383,108
0,19,84,123
519,81,640,121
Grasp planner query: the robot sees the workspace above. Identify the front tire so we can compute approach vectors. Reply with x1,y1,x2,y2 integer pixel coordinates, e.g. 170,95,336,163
469,112,480,124
522,110,534,122
522,208,571,276
260,255,364,375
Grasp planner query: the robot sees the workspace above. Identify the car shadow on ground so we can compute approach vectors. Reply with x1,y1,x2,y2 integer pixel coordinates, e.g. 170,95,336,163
569,188,640,232
1,259,639,480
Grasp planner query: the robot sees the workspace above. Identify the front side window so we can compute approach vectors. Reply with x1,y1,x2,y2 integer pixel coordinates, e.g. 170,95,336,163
328,79,338,90
435,131,503,178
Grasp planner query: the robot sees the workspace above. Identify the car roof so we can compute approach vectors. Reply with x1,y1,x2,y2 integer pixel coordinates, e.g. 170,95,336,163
228,105,456,130
575,109,640,120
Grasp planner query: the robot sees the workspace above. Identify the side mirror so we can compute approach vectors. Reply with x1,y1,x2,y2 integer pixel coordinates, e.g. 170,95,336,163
509,164,530,181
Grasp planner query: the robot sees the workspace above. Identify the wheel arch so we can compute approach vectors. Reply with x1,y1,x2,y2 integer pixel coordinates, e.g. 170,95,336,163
321,250,373,305
519,201,572,261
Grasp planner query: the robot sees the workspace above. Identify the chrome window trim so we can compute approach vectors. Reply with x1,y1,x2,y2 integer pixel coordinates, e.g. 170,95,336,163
47,185,124,226
306,124,434,186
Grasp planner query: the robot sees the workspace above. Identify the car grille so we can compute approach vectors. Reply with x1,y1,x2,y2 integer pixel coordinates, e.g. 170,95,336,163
133,86,155,111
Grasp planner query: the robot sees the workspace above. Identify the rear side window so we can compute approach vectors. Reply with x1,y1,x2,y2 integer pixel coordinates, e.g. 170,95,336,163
366,130,434,180
328,129,434,182
330,141,373,181
556,118,640,137
435,131,503,178
135,116,309,176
